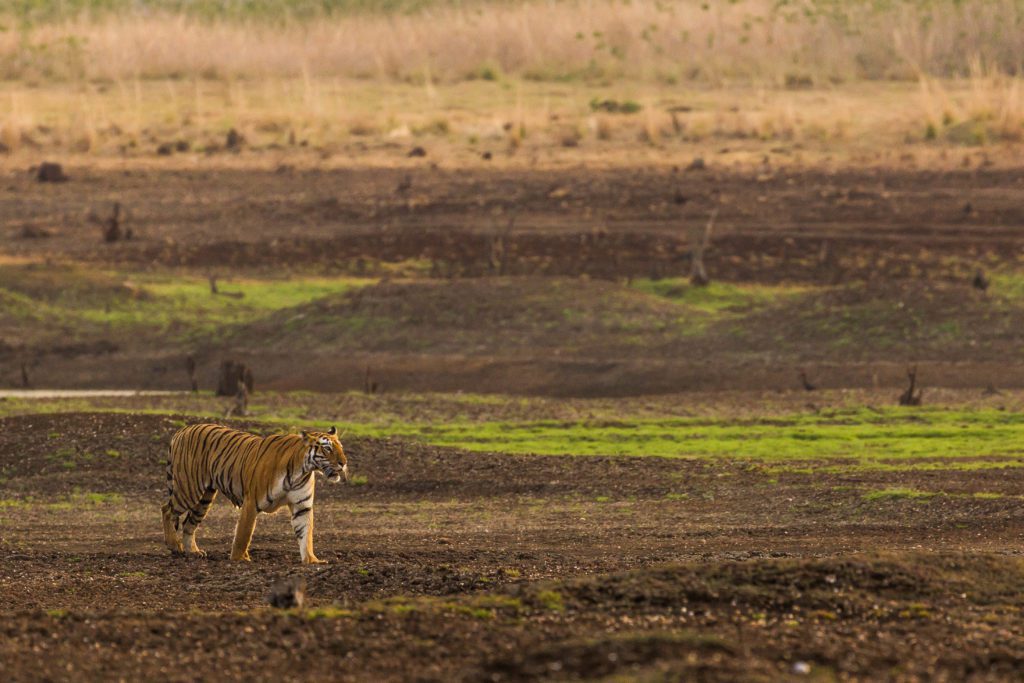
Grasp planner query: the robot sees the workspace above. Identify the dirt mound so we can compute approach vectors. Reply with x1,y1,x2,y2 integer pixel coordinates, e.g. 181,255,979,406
484,631,751,682
228,277,693,356
733,279,1019,362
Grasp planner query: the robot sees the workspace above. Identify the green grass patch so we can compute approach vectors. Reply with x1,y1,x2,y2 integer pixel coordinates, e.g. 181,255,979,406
863,487,937,501
305,605,356,619
534,590,565,612
631,279,806,315
0,265,375,346
5,398,1024,476
46,491,124,510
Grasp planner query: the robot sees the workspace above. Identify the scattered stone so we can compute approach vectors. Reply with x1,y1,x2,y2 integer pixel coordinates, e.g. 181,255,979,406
266,576,306,609
18,225,52,239
37,162,69,183
156,143,174,156
686,157,706,172
481,151,492,160
792,661,811,675
408,146,427,158
225,128,245,151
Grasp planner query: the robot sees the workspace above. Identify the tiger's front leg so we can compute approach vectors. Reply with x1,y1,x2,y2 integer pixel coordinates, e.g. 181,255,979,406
230,499,258,562
289,500,324,564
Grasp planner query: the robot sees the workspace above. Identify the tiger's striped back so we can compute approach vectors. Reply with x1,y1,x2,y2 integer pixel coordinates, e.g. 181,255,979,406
167,424,296,509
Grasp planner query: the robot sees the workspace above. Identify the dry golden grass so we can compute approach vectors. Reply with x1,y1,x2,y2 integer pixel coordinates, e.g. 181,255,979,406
2,1,1023,165
4,0,1024,84
0,75,1021,170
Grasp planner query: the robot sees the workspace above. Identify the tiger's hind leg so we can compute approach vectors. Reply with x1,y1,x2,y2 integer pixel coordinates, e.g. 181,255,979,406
181,488,218,557
161,500,184,554
162,457,185,554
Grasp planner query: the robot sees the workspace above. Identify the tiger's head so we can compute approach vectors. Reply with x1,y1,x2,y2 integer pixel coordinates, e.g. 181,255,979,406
301,426,349,484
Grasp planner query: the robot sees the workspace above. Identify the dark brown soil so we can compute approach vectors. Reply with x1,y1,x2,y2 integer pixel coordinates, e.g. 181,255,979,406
4,165,1023,282
5,164,1024,396
2,412,1023,681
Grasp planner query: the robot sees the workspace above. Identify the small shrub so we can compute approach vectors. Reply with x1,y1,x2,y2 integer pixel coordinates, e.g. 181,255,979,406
534,590,564,611
863,487,935,501
589,98,642,114
305,606,355,619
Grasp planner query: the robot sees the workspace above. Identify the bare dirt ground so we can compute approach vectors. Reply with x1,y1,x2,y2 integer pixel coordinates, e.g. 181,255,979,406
4,163,1023,282
4,162,1024,395
1,412,1022,681
2,159,1024,679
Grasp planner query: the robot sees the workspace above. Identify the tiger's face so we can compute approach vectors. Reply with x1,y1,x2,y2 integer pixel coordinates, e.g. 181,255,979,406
301,426,349,484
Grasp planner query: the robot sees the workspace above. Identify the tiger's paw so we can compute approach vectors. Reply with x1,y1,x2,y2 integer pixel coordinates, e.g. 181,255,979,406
302,556,327,565
230,552,252,562
187,549,208,558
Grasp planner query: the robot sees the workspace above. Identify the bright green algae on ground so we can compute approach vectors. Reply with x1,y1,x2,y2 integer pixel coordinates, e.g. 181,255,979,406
351,407,1024,472
3,397,1022,474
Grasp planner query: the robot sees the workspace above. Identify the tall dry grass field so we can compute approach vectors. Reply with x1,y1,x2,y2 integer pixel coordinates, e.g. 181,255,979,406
5,0,1024,84
1,0,1023,162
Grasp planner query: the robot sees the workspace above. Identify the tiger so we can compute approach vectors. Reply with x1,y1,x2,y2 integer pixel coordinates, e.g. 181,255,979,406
161,423,349,564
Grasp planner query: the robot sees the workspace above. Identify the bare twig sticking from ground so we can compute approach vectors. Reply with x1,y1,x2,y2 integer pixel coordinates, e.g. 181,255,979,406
799,370,816,392
364,366,379,395
224,378,249,417
208,275,244,299
185,356,198,393
899,365,924,406
488,212,517,276
89,203,130,243
689,207,718,287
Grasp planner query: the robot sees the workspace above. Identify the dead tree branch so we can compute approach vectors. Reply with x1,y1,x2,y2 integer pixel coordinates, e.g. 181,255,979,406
898,365,923,406
688,207,718,287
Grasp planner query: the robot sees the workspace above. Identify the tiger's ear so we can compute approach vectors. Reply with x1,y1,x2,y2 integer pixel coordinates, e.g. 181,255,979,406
328,426,337,436
301,430,310,440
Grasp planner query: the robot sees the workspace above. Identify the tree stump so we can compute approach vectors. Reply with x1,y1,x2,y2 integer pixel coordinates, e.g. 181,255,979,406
185,356,198,393
266,577,306,609
217,360,254,397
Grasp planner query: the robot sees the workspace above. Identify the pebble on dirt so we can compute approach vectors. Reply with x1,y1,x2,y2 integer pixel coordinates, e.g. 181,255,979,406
266,577,306,609
37,162,69,183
